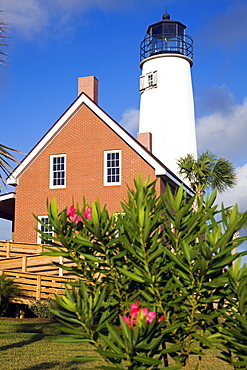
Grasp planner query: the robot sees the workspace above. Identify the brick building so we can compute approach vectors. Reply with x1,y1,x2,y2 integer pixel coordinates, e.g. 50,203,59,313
1,76,189,243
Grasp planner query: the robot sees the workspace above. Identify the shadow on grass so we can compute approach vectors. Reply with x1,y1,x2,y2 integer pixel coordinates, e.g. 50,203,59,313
13,322,59,334
0,333,44,351
21,361,89,370
0,321,61,335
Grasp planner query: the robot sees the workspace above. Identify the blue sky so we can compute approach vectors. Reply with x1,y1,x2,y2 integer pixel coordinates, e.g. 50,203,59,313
1,0,247,243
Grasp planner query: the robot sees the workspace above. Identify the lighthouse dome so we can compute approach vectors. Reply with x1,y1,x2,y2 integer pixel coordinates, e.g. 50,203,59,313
140,13,193,62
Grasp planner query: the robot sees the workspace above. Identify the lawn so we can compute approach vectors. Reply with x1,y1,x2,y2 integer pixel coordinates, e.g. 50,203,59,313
0,319,232,370
0,319,102,370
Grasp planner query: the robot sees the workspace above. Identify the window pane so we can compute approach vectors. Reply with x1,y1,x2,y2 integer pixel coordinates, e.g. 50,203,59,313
51,155,66,188
105,151,121,185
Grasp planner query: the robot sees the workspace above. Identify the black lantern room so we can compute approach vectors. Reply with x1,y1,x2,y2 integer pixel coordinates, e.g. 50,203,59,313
140,13,193,61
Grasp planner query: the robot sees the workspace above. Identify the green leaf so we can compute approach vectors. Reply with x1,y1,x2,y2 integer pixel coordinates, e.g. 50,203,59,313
193,333,213,348
133,356,162,365
160,343,185,354
81,253,103,263
230,360,247,367
97,350,126,359
117,267,145,283
99,333,123,355
106,324,125,349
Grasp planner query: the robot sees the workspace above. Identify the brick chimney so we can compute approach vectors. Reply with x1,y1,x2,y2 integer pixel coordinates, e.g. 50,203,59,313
138,132,152,152
78,76,98,104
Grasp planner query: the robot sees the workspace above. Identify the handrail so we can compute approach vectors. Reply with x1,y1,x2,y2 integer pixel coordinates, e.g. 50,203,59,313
0,241,50,258
0,253,75,277
140,34,193,61
1,270,75,302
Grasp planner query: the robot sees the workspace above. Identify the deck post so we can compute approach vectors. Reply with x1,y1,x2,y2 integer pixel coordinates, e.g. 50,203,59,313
59,256,63,277
6,242,10,258
36,275,41,300
22,256,27,272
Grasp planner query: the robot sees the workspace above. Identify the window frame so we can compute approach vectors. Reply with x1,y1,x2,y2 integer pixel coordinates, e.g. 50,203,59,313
104,150,122,186
37,215,54,245
140,71,158,92
49,154,67,189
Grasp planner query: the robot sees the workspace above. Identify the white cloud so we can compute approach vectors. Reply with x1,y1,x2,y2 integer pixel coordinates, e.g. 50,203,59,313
1,0,142,39
216,163,247,212
196,84,247,212
119,108,139,137
1,0,49,38
196,91,247,165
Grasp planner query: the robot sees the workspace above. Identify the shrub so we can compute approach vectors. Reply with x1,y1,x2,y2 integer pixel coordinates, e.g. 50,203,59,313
0,273,21,316
36,176,247,369
30,298,58,321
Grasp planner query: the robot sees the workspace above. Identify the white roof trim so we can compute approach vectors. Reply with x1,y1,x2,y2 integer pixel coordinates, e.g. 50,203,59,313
7,94,175,185
0,192,16,201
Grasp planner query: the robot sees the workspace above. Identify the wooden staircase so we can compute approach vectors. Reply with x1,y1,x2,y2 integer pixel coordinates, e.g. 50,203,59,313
0,241,77,304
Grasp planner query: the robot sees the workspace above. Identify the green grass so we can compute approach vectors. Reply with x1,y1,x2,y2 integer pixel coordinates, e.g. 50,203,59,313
0,320,232,370
0,320,102,370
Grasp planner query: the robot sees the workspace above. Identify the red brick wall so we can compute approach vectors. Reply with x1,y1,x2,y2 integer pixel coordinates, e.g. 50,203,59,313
14,104,157,242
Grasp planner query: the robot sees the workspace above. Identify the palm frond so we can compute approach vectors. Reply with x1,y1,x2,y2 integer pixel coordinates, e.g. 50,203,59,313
0,144,24,192
0,11,8,65
177,149,237,197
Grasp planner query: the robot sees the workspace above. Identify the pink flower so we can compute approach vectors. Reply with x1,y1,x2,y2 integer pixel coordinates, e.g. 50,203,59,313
122,316,131,325
130,301,141,318
74,215,83,224
67,206,83,224
158,315,165,323
67,205,76,218
84,207,92,220
120,301,159,329
146,311,156,323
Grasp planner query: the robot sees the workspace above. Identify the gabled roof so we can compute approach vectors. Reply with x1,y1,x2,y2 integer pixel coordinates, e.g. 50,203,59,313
7,92,185,188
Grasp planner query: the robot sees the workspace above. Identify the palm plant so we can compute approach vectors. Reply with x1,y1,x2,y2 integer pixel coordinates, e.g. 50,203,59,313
177,150,237,199
0,144,22,191
0,273,21,315
0,11,7,65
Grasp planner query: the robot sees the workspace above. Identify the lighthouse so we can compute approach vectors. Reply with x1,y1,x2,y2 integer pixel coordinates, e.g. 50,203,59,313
138,12,197,177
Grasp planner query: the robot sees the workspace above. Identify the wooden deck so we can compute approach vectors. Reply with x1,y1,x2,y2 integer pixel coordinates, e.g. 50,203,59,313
0,241,77,304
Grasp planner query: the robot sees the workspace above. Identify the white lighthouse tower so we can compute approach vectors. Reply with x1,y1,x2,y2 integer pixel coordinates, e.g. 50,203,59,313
138,12,197,177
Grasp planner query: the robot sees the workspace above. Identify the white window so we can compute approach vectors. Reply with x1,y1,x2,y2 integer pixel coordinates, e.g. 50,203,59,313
140,71,158,92
37,216,54,245
104,150,121,186
148,73,154,87
50,154,66,189
147,71,157,87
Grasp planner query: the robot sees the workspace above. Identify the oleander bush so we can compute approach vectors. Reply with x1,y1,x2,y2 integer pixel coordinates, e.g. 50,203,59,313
36,176,247,370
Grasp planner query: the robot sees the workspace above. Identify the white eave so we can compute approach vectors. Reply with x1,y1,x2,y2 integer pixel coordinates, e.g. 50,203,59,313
0,192,15,201
7,93,174,185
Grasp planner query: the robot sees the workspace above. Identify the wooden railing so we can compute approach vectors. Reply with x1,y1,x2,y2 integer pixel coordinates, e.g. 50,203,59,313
0,254,75,277
0,241,49,259
0,241,79,304
1,270,74,303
